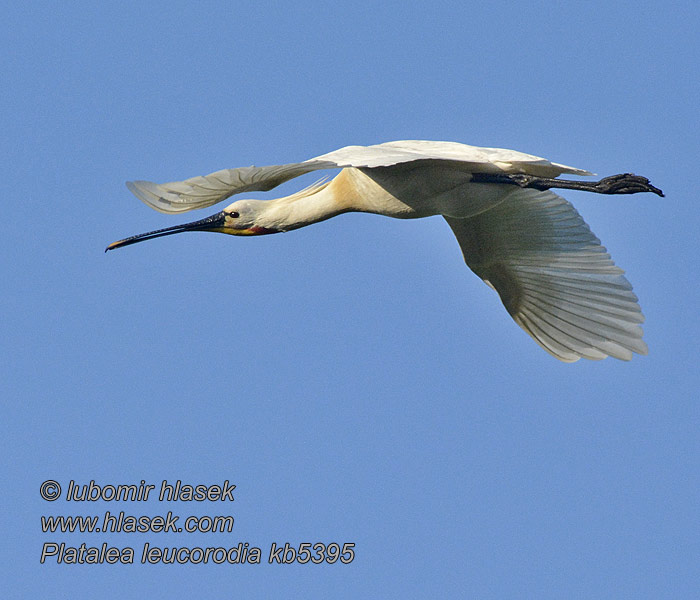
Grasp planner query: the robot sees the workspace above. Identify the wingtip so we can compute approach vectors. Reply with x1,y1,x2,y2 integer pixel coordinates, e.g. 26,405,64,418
125,180,182,214
125,180,152,205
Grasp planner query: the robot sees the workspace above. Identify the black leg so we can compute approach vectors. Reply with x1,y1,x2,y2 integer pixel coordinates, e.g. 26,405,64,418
471,172,664,197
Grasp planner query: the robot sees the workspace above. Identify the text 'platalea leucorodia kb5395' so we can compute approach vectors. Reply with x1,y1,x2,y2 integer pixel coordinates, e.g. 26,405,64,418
107,140,663,362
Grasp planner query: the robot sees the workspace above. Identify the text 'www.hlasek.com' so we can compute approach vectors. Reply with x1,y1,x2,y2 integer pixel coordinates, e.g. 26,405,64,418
39,479,355,566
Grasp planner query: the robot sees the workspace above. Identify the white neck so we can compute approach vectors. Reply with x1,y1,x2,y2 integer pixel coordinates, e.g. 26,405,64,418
258,181,345,231
257,168,423,231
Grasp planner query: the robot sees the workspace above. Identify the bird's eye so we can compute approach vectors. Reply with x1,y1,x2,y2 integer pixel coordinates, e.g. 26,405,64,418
229,211,240,218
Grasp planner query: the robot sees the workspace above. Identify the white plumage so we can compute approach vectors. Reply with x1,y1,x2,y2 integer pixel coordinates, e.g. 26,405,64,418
111,140,660,362
126,140,592,214
444,189,646,361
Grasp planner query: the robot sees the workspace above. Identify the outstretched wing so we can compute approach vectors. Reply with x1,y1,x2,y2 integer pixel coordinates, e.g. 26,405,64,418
444,188,647,362
126,141,592,214
126,162,337,214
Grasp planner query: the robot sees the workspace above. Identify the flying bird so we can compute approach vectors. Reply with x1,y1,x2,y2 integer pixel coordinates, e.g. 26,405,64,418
107,140,663,362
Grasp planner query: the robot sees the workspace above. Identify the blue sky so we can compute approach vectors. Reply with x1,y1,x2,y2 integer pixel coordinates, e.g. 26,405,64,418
4,1,699,597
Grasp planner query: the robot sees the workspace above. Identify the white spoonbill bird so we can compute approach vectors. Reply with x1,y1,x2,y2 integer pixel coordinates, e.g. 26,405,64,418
107,140,663,362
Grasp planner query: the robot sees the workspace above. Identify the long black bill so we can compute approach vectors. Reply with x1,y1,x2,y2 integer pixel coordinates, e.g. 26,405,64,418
105,211,227,252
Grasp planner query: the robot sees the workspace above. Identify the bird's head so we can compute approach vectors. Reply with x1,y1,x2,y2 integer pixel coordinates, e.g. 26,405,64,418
218,199,283,236
105,199,280,252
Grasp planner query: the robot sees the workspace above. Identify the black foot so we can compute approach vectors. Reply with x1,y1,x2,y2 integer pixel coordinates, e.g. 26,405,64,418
471,172,664,197
594,173,664,197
